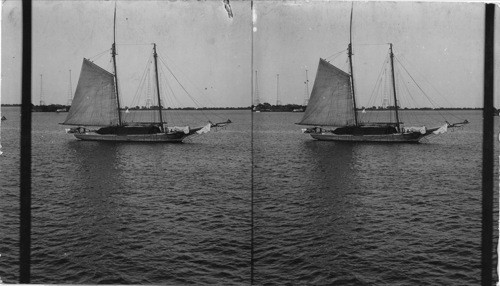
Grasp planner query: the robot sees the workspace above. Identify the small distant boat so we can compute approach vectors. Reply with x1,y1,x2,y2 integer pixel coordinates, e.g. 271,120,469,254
56,108,67,113
62,4,231,143
1,116,6,121
293,109,304,112
298,5,468,143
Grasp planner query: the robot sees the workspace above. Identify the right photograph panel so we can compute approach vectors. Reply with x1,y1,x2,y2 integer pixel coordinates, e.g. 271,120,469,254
252,1,488,284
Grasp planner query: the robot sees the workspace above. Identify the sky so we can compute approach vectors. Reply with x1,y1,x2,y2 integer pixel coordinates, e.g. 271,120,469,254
2,0,252,108
253,1,498,108
2,0,499,108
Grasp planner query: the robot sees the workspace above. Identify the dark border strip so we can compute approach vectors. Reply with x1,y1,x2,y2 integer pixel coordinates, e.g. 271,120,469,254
20,0,32,283
250,1,255,284
482,3,494,286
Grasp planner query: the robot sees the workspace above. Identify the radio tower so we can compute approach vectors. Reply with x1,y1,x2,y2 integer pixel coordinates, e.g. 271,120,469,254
303,69,309,106
254,70,260,106
145,67,152,109
382,97,389,109
67,70,73,106
276,73,281,106
39,74,45,106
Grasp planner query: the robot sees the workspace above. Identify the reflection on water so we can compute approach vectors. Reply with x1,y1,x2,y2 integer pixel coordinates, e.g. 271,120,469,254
67,140,125,232
302,140,355,188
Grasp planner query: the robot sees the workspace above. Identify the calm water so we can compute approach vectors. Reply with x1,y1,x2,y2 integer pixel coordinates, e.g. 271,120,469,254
0,107,498,284
0,107,251,284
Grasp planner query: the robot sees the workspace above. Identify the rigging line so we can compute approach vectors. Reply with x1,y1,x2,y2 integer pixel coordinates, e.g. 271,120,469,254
395,65,416,108
161,59,204,109
156,55,225,121
115,43,154,46
354,43,391,46
130,52,154,110
394,56,443,108
367,53,390,108
158,56,219,119
368,73,384,123
157,61,208,123
324,49,347,61
89,48,112,61
396,63,426,111
365,54,391,123
158,55,207,107
156,62,177,109
395,56,460,123
158,53,221,109
158,63,186,116
394,57,456,123
396,51,458,109
395,65,421,125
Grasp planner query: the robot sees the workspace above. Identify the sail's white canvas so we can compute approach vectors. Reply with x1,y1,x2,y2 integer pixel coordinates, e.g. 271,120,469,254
298,59,355,127
63,59,119,126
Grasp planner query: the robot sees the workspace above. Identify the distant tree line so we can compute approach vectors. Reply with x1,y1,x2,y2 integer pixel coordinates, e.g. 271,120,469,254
253,102,306,112
0,103,488,112
30,104,69,112
123,105,252,111
360,105,484,111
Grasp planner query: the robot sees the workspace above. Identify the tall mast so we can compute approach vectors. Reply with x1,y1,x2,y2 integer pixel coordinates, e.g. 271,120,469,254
348,3,359,126
153,43,164,132
112,2,122,125
389,43,401,131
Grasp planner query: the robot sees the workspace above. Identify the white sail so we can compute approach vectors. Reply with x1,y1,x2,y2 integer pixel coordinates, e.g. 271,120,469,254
63,59,119,126
298,59,355,127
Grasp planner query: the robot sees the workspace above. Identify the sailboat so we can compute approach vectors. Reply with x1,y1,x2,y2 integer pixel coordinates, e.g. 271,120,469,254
298,6,468,143
62,5,230,143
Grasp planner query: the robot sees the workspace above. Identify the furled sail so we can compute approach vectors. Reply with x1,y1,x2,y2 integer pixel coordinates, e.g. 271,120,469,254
298,59,355,127
63,59,119,126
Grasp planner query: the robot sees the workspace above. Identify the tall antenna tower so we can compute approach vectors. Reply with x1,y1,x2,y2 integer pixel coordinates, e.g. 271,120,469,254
39,74,45,106
276,74,281,106
254,70,260,106
303,69,309,106
145,67,152,109
67,70,73,106
382,97,389,109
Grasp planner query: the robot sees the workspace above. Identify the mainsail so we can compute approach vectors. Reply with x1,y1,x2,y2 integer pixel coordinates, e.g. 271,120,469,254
63,59,119,126
298,59,355,127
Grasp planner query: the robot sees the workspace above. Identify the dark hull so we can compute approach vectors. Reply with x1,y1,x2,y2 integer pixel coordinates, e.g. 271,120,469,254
310,132,424,143
69,125,203,143
307,125,427,143
74,132,188,142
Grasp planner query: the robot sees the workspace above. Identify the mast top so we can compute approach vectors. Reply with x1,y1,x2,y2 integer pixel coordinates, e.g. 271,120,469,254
349,3,353,45
347,3,358,126
113,2,117,47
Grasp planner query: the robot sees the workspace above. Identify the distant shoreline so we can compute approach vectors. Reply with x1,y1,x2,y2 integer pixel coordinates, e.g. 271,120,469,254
0,103,486,112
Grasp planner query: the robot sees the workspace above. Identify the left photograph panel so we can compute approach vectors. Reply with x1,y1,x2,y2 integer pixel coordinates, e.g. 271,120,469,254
1,0,252,283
